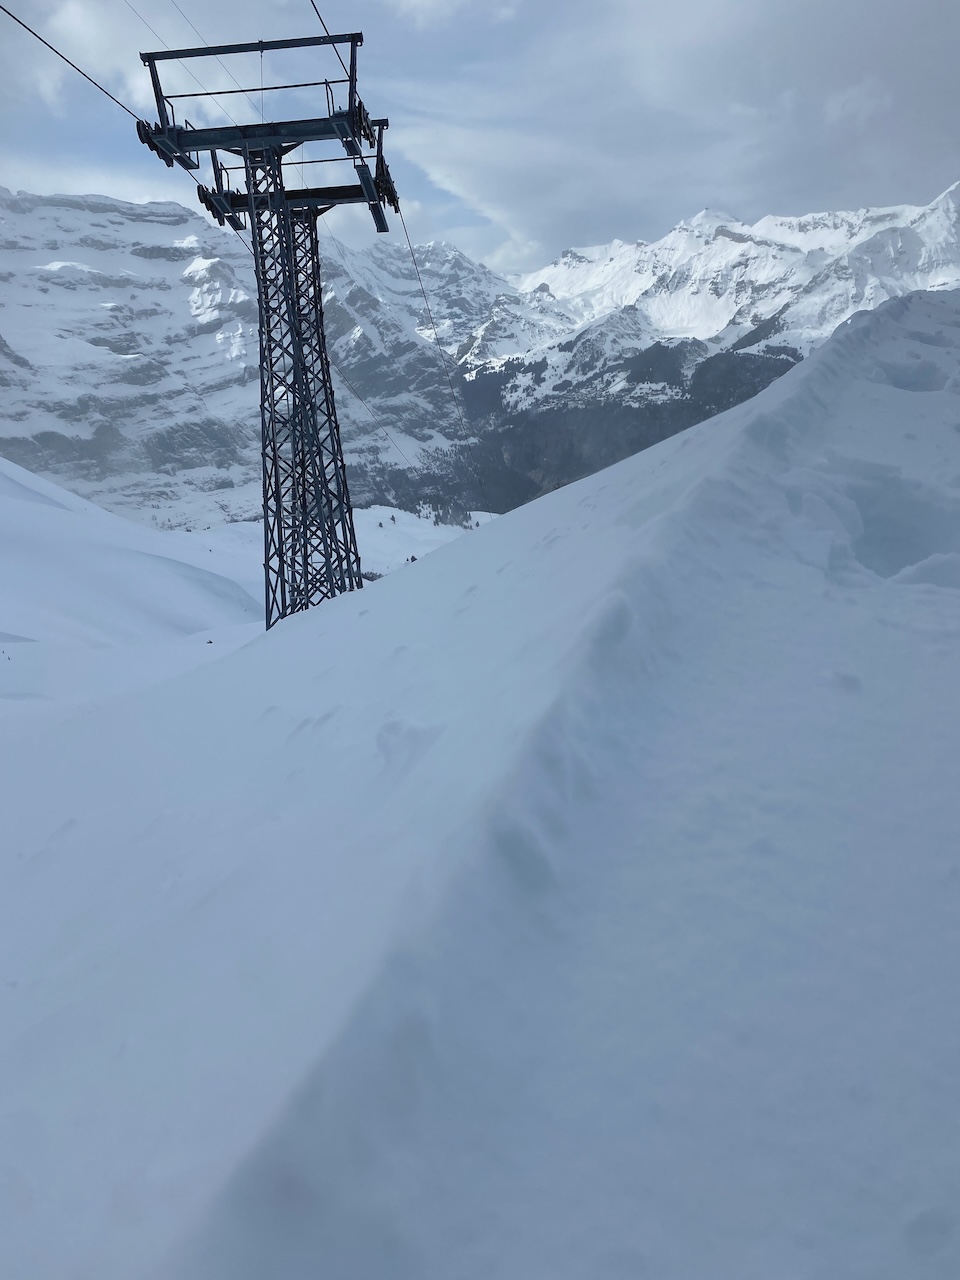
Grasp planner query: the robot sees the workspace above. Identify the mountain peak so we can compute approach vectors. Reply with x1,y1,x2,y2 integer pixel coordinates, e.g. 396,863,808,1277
683,208,744,233
930,179,960,210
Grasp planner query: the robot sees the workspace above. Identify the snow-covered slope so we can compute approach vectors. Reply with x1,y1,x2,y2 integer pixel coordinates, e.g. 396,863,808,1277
0,454,491,707
0,454,261,647
3,288,960,1279
3,184,960,523
514,184,960,351
0,453,266,704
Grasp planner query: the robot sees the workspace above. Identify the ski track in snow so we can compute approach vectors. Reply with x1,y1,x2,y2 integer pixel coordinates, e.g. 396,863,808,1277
2,291,960,1278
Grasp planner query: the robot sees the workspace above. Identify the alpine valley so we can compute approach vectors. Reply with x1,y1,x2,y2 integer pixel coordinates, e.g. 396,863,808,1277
2,180,959,529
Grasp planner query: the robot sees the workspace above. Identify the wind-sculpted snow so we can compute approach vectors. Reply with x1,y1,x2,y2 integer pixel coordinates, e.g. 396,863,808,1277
0,453,268,704
0,454,262,645
2,289,960,1279
3,185,960,527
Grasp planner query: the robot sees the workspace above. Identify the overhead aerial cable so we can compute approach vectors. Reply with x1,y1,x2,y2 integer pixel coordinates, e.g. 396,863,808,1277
305,2,491,510
307,0,351,75
397,207,491,510
0,2,138,117
164,0,266,120
122,0,243,128
0,0,424,609
0,2,410,471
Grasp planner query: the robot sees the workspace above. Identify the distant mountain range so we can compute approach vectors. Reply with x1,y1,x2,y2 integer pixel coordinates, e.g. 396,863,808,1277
1,182,958,528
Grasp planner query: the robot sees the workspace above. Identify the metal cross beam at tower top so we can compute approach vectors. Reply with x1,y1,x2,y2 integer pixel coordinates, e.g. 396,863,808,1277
136,30,399,629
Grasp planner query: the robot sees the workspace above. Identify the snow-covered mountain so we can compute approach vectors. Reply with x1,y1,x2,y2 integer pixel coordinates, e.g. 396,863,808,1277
3,287,960,1278
2,183,959,525
511,191,960,349
0,189,261,527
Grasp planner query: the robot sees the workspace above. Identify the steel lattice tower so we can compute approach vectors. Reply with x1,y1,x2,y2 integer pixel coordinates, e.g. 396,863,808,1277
248,156,362,618
136,32,398,628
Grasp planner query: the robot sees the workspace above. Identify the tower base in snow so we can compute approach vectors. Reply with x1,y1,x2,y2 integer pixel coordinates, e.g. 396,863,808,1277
137,30,399,627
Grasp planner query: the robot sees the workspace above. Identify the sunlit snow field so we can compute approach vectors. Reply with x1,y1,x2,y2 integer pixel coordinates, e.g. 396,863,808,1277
2,291,960,1279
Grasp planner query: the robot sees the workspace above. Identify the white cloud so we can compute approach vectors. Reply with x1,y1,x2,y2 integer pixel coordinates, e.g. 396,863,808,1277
379,0,471,27
0,154,197,207
823,79,893,130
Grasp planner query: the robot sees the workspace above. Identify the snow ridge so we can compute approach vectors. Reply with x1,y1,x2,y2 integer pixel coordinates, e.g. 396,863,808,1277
3,288,960,1278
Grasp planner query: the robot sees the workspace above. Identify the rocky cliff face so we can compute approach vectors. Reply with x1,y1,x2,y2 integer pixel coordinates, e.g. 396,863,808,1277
2,183,959,527
0,190,259,527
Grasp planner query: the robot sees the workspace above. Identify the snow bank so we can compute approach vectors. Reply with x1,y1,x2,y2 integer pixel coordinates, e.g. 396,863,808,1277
2,292,960,1279
0,456,483,709
0,454,262,646
0,455,266,707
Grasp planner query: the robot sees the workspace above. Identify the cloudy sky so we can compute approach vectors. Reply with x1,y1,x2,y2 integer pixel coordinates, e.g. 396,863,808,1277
1,0,957,270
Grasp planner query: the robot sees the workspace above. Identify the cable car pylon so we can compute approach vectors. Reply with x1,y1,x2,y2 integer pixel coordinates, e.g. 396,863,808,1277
137,31,400,628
